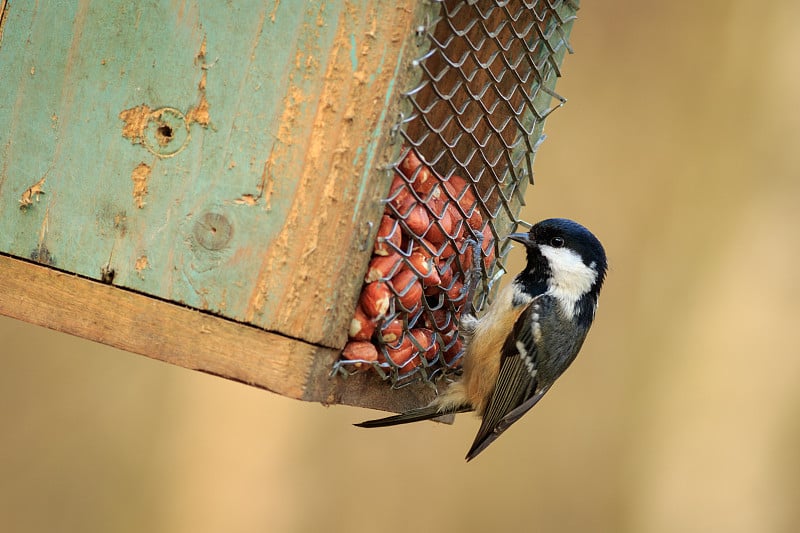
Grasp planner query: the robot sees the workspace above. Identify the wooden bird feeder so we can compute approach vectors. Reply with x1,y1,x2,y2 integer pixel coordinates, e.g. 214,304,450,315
0,1,578,413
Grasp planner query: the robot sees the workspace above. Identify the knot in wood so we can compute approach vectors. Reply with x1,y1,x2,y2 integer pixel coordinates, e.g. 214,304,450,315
194,212,233,251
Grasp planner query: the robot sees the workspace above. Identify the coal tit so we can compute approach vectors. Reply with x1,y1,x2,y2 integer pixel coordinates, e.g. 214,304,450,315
356,218,608,461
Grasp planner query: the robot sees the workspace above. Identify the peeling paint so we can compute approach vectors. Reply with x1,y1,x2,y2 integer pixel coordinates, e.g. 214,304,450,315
233,152,275,208
1,0,420,348
119,104,152,144
186,92,210,126
186,75,210,126
187,41,211,127
269,0,280,23
0,0,9,47
121,39,211,152
131,162,151,208
196,36,207,63
135,255,149,273
234,194,258,206
276,85,304,146
113,212,128,236
19,176,46,209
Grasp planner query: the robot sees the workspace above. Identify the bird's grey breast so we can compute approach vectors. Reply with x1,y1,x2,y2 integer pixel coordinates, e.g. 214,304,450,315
531,295,590,386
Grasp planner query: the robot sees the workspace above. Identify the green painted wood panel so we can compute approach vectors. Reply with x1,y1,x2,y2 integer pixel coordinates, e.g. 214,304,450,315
0,1,417,348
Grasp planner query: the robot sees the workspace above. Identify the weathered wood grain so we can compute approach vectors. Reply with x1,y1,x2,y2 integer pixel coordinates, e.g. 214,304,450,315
0,1,8,43
242,1,423,348
0,254,436,413
0,1,419,350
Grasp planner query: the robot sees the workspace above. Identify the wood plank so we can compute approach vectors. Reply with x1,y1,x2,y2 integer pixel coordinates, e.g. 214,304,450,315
0,254,435,413
237,1,422,347
0,1,420,350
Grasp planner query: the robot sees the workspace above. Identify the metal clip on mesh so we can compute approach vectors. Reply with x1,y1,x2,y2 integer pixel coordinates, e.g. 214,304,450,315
338,0,578,387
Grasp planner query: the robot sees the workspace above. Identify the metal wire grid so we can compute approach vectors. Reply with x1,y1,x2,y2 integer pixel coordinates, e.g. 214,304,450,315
337,0,578,387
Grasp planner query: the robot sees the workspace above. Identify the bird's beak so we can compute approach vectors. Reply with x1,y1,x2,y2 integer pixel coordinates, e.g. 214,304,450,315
507,232,534,246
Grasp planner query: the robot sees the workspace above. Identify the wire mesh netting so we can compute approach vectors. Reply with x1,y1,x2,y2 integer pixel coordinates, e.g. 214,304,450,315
337,0,579,386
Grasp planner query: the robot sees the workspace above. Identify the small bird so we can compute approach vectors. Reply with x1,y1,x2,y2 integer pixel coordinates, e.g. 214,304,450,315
356,218,607,461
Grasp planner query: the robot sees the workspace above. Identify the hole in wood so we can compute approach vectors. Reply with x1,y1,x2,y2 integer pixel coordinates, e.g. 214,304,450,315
156,124,174,144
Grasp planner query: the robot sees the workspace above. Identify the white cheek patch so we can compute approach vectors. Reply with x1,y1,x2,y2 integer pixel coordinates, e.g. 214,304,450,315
539,244,598,318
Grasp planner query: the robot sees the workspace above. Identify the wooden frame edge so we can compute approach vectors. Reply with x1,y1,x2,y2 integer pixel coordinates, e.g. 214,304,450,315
0,254,435,414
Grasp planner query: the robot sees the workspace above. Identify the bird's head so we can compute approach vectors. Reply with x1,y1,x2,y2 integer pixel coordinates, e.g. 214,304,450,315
508,218,607,321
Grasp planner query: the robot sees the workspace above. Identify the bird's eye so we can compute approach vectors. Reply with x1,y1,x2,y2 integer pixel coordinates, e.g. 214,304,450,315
550,236,565,248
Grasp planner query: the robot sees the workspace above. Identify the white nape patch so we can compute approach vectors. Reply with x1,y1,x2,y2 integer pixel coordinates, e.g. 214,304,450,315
539,244,598,319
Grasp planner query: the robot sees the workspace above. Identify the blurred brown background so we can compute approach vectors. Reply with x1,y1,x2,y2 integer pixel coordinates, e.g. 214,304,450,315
3,1,799,532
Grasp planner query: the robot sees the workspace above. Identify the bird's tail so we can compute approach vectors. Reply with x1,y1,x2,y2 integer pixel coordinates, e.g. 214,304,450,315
355,404,471,428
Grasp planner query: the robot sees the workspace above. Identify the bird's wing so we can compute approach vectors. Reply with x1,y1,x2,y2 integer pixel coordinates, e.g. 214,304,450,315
465,302,550,461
